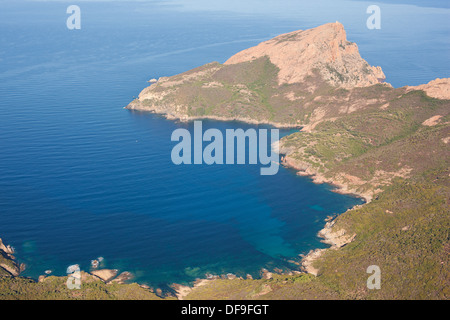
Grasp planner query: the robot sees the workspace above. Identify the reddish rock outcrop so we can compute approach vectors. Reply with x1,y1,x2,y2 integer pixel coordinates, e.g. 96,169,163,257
407,78,450,100
225,22,385,88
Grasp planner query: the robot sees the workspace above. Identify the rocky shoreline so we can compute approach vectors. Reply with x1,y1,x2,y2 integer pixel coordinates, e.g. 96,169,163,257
0,119,373,299
299,214,359,276
280,154,373,203
0,125,371,299
0,238,25,277
126,100,301,129
278,154,370,276
127,89,372,284
0,238,138,287
166,148,371,297
0,236,306,300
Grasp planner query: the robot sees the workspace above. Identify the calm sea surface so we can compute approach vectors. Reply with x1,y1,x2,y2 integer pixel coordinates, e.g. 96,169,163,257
0,0,448,288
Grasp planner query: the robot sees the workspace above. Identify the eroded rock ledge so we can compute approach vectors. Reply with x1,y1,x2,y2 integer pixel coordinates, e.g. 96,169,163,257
301,218,357,276
0,238,24,277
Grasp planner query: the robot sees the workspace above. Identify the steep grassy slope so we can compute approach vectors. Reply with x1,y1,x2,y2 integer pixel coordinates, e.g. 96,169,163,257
280,90,450,200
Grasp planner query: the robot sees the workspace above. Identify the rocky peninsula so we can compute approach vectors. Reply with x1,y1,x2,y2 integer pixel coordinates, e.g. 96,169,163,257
127,21,448,205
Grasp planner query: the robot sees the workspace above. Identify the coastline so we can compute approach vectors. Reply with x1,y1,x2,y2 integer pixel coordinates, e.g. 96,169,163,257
0,238,137,286
171,278,212,300
280,155,373,203
144,110,372,296
278,154,370,277
126,101,302,129
0,111,371,299
299,212,359,276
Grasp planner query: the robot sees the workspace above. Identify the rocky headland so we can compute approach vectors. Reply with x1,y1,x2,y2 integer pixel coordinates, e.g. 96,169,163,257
127,20,449,210
126,22,389,126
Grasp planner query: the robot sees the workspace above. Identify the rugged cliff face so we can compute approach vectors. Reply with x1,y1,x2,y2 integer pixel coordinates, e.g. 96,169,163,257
224,22,385,88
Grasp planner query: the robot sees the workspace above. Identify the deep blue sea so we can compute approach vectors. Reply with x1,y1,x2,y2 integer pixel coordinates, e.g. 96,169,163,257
0,0,449,289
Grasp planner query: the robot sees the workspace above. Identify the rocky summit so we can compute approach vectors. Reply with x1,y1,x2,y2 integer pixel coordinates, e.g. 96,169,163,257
224,22,385,88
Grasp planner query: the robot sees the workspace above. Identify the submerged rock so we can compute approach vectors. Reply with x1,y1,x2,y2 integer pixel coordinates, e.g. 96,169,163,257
66,264,80,274
90,259,99,269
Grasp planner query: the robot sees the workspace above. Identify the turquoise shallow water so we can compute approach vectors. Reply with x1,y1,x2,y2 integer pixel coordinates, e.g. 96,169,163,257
0,1,448,288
